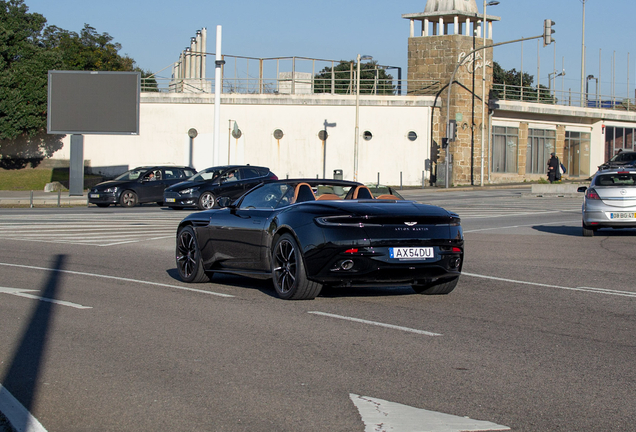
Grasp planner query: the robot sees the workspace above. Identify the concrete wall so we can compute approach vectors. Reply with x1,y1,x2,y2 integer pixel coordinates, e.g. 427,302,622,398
52,93,436,186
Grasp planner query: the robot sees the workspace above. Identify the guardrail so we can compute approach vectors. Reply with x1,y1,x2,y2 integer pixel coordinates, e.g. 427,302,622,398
492,83,636,111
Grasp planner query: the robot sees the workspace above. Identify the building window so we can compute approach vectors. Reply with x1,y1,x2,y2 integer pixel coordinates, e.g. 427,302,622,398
407,131,418,141
605,126,635,161
363,131,373,141
526,129,556,174
491,126,518,173
273,129,284,139
565,131,591,177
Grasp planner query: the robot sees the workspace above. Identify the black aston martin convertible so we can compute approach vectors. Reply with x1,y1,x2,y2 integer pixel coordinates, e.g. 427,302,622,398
175,179,464,300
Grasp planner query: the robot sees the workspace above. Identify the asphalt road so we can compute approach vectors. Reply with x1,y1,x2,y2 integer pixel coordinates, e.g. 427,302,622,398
0,189,635,431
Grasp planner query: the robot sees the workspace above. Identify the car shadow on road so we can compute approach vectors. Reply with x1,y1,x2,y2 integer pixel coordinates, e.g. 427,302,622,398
533,225,636,237
166,268,416,298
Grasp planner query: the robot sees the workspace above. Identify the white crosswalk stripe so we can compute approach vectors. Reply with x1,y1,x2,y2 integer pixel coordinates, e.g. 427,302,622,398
0,212,190,246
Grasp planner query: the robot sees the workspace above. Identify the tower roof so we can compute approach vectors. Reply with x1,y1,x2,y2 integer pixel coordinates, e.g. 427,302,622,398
424,0,478,14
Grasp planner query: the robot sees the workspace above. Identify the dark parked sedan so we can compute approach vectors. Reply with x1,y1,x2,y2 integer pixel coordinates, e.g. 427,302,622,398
163,165,277,210
88,166,196,207
175,179,463,300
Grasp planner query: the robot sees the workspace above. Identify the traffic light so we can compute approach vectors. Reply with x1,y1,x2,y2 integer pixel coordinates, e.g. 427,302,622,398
433,141,443,162
446,120,457,142
543,19,555,46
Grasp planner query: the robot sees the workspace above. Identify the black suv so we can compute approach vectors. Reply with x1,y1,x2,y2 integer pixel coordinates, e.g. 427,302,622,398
88,166,197,207
163,165,278,210
598,150,636,170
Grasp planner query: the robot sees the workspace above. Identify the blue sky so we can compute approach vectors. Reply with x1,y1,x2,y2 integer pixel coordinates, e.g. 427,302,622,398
24,0,635,98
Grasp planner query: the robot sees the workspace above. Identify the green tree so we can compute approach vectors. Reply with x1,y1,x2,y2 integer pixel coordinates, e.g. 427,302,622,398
43,24,157,89
0,0,64,169
314,60,395,95
491,61,553,103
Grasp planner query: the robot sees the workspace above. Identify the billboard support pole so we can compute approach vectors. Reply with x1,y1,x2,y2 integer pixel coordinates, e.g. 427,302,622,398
69,134,84,196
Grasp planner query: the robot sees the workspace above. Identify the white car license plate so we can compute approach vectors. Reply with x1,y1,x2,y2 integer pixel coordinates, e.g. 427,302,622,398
389,247,434,260
609,212,635,220
89,193,99,198
166,198,176,203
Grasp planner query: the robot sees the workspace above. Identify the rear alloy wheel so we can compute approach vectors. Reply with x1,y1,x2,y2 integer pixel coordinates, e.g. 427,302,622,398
198,192,216,210
582,222,594,237
176,226,211,283
272,233,322,300
119,190,138,207
412,276,459,295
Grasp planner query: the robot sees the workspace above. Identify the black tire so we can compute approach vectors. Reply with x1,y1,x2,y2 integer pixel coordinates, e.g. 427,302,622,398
582,222,594,237
412,276,459,295
96,204,110,208
119,190,138,207
198,192,215,210
271,233,322,300
176,226,211,283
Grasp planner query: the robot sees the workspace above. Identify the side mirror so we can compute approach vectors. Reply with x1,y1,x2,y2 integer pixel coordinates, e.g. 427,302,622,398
577,186,587,193
217,196,233,208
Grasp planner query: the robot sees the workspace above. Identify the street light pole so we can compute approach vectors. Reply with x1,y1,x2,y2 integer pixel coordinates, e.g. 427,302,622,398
580,0,587,107
480,1,499,187
354,54,372,182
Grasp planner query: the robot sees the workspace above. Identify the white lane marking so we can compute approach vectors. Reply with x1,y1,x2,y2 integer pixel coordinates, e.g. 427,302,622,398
0,384,48,432
463,219,580,233
463,272,636,298
350,393,510,432
309,311,441,336
0,287,91,309
0,262,234,298
460,210,566,219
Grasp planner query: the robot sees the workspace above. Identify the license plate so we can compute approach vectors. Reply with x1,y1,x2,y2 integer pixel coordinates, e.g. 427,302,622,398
609,212,635,220
389,247,434,260
166,198,176,203
89,193,99,198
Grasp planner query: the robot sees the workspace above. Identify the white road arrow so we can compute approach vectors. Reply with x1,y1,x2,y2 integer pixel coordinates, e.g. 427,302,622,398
350,393,510,432
0,287,91,309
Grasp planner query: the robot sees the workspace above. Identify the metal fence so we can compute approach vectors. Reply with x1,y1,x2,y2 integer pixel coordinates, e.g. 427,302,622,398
142,55,440,96
492,83,636,111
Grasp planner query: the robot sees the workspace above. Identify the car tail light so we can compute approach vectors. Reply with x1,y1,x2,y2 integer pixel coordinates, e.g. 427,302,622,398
451,247,462,253
269,173,278,180
345,248,358,254
586,188,600,200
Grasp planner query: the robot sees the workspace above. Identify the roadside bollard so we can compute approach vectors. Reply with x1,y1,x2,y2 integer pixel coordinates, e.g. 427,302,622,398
30,190,33,208
57,189,61,207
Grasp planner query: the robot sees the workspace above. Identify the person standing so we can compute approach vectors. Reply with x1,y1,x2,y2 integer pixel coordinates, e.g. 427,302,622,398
547,152,560,183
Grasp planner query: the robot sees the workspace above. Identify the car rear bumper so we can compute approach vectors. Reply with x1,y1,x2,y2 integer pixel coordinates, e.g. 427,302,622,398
582,208,636,229
305,245,463,286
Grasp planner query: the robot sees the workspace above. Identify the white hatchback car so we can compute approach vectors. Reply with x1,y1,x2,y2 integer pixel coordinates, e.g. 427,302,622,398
577,167,636,236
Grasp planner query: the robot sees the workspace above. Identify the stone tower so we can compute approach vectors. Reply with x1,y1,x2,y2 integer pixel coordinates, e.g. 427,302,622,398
403,1,500,186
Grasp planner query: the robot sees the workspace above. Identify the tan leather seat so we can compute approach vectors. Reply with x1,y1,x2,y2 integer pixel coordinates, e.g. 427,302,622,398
292,183,316,203
352,185,374,199
376,194,400,200
316,193,341,200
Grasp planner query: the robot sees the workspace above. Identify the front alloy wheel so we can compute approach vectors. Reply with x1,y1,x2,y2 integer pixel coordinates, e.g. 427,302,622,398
198,192,216,210
271,233,322,300
119,190,138,207
176,226,211,283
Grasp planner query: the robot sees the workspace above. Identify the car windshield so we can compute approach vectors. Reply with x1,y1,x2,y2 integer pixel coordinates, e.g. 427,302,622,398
594,173,636,186
190,168,224,182
239,183,294,209
114,168,146,181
